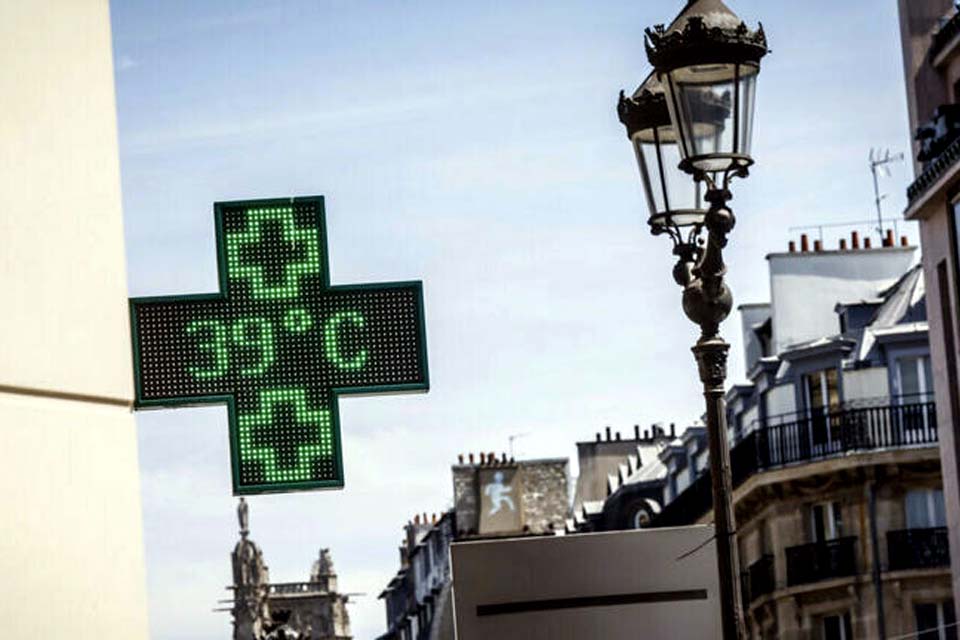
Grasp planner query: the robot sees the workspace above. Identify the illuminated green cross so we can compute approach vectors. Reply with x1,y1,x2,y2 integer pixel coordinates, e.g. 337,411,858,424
129,196,429,495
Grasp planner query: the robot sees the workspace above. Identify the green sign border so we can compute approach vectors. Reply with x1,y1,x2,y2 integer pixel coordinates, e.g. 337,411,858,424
129,195,430,495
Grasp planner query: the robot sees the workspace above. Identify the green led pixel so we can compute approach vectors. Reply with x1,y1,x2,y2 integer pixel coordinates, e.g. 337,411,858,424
238,388,332,483
325,310,368,370
232,317,276,376
186,319,229,379
129,196,429,495
226,206,322,300
283,308,313,333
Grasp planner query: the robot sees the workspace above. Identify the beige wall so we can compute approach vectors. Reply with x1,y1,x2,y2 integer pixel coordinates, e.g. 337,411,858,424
917,205,960,602
0,0,149,636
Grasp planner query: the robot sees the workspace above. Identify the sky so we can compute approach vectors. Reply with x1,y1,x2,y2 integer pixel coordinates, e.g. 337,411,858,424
110,2,917,638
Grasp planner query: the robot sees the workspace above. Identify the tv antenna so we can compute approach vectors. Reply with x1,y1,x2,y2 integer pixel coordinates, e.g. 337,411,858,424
508,432,531,458
869,148,904,243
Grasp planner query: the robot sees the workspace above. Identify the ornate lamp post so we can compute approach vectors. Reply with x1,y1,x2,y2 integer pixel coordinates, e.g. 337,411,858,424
618,2,767,639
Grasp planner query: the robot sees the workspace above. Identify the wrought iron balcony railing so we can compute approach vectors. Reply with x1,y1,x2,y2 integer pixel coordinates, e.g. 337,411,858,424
785,537,858,587
888,527,950,571
741,554,775,603
655,401,937,527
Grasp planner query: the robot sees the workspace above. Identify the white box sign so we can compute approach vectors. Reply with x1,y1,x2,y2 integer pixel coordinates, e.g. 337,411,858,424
451,525,720,640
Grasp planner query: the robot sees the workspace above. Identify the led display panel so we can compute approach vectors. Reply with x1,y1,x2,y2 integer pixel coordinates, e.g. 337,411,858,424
130,196,429,494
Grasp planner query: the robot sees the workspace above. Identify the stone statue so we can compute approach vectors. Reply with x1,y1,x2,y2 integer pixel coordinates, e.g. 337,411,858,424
238,497,250,538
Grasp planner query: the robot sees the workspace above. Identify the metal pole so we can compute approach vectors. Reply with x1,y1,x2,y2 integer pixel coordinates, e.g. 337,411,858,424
675,186,745,640
693,337,745,640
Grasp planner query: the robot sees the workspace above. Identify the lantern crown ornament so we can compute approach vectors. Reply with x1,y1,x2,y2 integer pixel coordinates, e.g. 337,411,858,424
644,0,768,71
644,0,769,182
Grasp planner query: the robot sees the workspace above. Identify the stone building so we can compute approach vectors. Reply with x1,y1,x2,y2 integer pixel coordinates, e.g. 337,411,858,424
898,0,960,610
227,499,352,640
650,240,952,639
569,423,679,532
377,453,570,639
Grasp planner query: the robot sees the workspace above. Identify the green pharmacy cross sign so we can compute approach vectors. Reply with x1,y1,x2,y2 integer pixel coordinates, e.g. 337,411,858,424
129,196,429,495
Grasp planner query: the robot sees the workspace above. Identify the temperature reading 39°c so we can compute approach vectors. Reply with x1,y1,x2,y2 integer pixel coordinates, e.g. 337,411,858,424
129,197,428,495
184,310,368,380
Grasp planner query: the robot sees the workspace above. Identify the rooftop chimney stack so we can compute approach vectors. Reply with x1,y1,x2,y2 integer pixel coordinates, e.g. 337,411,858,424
800,234,809,252
605,426,612,441
479,452,486,464
839,238,847,250
468,453,475,465
595,432,601,442
788,240,796,252
670,423,676,437
864,237,872,249
458,453,464,464
813,239,822,252
852,231,860,249
885,229,895,247
634,425,640,440
615,431,622,441
901,235,908,247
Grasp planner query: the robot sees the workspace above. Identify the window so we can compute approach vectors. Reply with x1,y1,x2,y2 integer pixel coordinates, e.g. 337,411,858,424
822,611,853,640
804,368,840,445
897,355,934,403
915,600,957,640
811,502,844,542
906,488,947,529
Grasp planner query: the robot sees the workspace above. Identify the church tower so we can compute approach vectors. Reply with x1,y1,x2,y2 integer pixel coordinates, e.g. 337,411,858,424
231,498,271,640
225,500,352,640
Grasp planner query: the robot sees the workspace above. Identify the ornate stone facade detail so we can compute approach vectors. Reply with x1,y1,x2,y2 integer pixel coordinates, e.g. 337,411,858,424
227,500,352,640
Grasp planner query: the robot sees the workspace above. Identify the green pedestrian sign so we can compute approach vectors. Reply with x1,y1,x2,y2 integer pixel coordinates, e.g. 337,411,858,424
129,196,429,495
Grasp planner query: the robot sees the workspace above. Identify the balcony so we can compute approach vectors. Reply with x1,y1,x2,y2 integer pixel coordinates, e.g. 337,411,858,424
888,527,950,571
655,401,938,527
908,104,960,205
741,554,775,603
785,537,857,587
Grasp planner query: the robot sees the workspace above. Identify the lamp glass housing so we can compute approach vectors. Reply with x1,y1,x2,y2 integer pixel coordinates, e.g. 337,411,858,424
660,61,758,174
631,123,706,230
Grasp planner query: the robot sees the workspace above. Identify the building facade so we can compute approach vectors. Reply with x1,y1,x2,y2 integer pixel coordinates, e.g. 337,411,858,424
899,0,960,608
377,453,570,640
227,499,352,640
651,240,952,639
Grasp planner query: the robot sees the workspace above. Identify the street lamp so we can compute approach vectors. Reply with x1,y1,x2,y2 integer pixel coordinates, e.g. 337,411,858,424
617,73,708,284
619,2,767,639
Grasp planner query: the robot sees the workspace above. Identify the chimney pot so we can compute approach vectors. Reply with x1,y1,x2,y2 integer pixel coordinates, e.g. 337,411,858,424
479,452,486,464
885,229,895,247
644,429,650,439
615,431,622,441
901,235,909,247
595,432,601,442
851,231,860,249
839,238,847,250
501,453,507,463
489,452,495,466
634,425,640,440
468,453,475,464
801,234,809,252
414,514,420,525
864,237,872,249
813,239,822,252
788,240,796,253
670,423,676,437
605,426,612,441
458,453,464,464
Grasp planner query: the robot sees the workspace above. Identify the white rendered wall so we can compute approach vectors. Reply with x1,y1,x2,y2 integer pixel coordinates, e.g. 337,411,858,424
0,1,149,637
842,367,890,403
768,248,916,355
